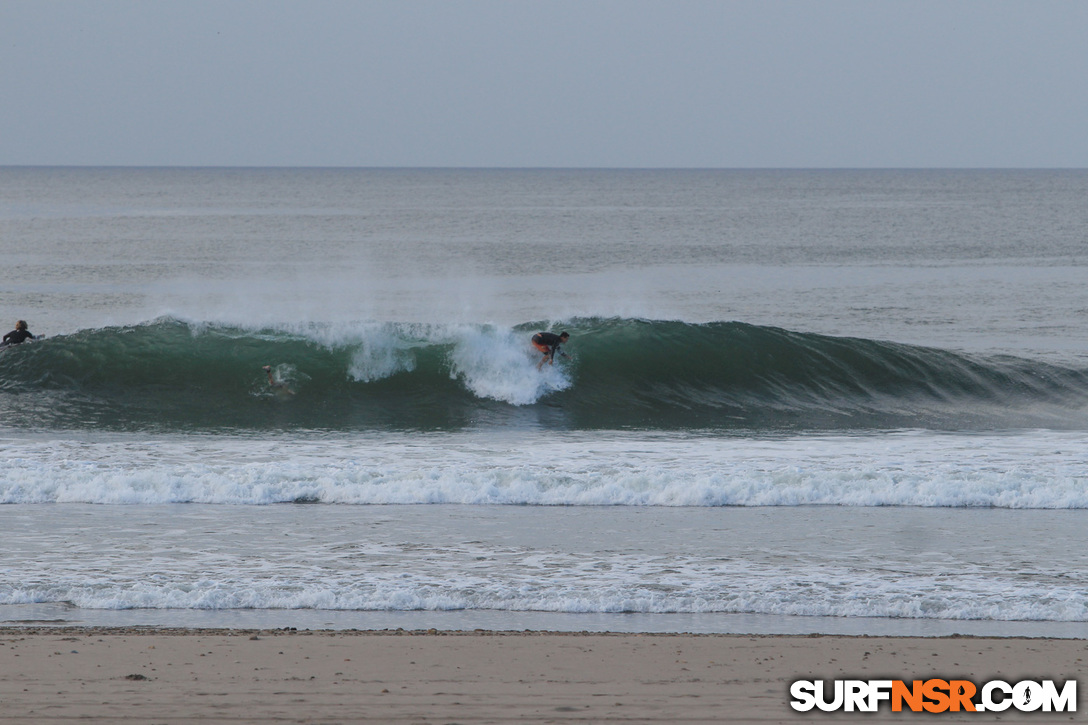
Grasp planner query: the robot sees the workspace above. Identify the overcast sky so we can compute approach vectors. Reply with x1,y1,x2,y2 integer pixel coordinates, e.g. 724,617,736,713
2,0,1086,167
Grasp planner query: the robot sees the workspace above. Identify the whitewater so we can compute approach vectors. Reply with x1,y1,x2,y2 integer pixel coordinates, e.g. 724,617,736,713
2,428,1088,509
1,167,1087,635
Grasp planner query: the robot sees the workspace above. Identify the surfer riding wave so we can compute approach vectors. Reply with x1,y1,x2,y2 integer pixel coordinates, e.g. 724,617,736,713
531,331,569,371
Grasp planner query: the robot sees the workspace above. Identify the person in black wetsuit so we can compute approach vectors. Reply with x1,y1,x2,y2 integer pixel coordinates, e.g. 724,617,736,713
1,320,35,346
531,331,569,371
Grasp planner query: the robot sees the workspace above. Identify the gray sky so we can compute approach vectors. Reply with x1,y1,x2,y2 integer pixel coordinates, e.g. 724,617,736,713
2,0,1086,167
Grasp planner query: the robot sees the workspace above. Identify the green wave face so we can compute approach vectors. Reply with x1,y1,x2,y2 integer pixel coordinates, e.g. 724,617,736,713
1,317,1085,432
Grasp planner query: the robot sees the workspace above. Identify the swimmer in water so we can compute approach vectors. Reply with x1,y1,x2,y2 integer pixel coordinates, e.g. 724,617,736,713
263,365,295,395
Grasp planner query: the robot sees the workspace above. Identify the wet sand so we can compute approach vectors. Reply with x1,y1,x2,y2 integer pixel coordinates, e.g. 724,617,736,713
1,627,1085,723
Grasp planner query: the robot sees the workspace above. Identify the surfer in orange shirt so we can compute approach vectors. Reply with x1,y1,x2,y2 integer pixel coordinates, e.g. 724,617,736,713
531,331,569,371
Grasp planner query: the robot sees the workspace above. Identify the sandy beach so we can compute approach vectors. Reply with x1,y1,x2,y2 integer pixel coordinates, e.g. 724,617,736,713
1,628,1084,723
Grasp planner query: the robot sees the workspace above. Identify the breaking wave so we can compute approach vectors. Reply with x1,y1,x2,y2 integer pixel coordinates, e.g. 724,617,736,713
0,316,1085,432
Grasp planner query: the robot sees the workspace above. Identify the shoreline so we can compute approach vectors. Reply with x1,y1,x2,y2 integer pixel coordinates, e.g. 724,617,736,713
3,627,1085,723
2,624,1084,638
7,602,1088,639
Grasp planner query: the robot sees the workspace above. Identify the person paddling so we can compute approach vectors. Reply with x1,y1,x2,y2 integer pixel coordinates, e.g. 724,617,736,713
531,331,569,371
1,320,35,346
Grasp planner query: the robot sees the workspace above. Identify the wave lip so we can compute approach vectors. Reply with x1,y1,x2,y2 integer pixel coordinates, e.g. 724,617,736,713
0,316,1085,432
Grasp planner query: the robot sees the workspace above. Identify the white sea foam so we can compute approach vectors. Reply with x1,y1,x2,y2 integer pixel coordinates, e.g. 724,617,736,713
445,325,570,405
2,534,1085,621
193,318,571,404
1,429,1087,507
4,581,1082,620
4,432,1088,622
344,328,417,382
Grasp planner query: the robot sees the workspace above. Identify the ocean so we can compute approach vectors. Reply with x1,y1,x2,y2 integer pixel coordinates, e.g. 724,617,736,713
1,167,1087,636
